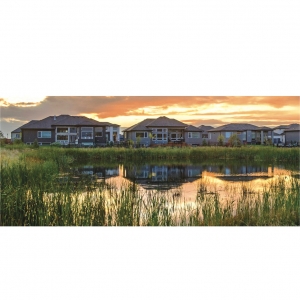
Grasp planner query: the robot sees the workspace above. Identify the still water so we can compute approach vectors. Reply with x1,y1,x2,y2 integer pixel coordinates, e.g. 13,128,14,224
68,161,300,202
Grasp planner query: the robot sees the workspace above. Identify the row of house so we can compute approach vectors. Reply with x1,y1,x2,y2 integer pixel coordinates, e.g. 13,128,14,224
11,115,300,146
123,116,300,146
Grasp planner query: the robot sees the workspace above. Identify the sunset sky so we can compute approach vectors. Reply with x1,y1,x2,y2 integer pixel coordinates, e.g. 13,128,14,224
0,96,299,137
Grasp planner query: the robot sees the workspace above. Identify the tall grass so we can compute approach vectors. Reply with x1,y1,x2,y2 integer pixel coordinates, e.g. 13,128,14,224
1,146,299,226
8,146,298,165
1,158,299,226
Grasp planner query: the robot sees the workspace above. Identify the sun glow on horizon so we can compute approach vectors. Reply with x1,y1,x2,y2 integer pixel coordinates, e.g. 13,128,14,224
3,96,46,104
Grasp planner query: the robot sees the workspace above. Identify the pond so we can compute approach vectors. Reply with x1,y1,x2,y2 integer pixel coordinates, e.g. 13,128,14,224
69,161,300,203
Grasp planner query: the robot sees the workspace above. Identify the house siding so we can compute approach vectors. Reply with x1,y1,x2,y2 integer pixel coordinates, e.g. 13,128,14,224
285,131,300,144
125,131,151,146
184,132,202,145
22,129,55,144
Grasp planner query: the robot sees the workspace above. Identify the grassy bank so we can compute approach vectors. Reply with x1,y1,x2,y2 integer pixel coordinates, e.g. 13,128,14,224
1,158,299,226
2,145,299,164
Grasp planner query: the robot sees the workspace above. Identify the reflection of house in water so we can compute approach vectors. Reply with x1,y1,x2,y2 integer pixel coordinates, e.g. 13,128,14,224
123,165,202,190
75,165,120,179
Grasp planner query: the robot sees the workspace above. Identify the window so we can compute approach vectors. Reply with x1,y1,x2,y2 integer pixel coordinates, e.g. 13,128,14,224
225,132,232,138
95,127,103,137
57,127,68,133
37,131,51,138
152,128,167,133
124,132,127,138
202,133,208,139
70,127,77,133
16,134,20,138
81,127,93,139
188,132,200,138
57,135,68,141
155,133,167,140
136,132,148,138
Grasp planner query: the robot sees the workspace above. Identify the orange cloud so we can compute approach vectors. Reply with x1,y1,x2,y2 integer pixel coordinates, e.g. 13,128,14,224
0,96,299,136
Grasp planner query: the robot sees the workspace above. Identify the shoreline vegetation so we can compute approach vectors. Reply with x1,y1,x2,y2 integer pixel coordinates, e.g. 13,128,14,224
1,146,299,226
1,144,300,163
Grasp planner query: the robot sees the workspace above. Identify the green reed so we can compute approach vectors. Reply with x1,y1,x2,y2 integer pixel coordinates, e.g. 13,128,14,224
1,146,299,226
1,158,299,226
7,145,299,164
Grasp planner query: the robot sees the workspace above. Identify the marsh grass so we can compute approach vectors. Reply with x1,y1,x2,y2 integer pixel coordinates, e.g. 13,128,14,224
11,146,300,164
1,147,299,226
1,158,299,225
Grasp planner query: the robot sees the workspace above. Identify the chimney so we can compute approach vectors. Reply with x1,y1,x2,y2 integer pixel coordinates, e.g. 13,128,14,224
54,115,56,120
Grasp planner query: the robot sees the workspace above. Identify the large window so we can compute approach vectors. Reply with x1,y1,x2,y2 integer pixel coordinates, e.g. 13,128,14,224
136,132,148,138
95,127,103,137
188,132,200,139
225,132,232,138
70,127,77,133
154,133,167,141
57,127,68,133
81,127,93,139
37,131,51,138
57,135,68,141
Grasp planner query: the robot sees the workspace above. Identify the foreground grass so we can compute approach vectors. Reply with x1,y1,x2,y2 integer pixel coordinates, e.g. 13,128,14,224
1,158,299,226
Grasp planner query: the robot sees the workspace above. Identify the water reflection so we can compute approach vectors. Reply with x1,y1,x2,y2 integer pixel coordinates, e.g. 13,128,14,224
67,162,299,200
123,164,202,190
74,165,119,179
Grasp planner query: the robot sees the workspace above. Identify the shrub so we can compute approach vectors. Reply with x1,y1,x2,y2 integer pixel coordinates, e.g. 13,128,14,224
32,139,39,149
13,139,23,145
217,134,225,146
50,142,62,147
228,134,242,147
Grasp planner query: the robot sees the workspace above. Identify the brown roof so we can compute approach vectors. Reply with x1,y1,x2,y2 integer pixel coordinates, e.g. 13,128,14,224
284,125,300,131
208,123,259,132
185,125,202,132
253,126,272,131
146,116,187,128
11,120,39,133
123,119,155,132
273,123,300,130
21,115,118,129
198,125,214,131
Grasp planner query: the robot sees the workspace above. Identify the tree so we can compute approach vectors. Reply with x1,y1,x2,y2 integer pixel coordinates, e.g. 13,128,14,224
217,134,225,146
202,138,207,146
0,131,4,139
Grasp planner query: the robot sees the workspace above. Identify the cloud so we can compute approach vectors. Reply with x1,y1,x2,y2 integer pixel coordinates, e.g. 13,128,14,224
0,96,299,136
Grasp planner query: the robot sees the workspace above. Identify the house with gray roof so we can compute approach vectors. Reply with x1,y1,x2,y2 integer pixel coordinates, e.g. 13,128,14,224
11,120,38,141
208,123,272,145
284,125,300,145
198,125,214,141
17,114,120,146
272,124,300,145
123,116,203,146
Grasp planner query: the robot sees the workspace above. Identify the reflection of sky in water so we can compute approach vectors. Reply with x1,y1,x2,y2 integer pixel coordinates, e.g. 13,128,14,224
70,163,299,203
